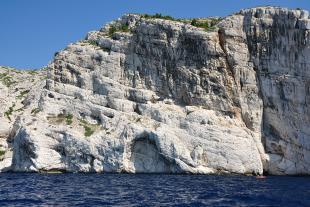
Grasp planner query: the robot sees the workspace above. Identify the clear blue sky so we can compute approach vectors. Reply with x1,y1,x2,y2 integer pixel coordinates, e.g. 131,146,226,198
1,0,309,69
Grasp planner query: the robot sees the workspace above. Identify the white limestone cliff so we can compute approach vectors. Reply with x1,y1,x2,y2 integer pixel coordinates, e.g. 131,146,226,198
0,6,309,175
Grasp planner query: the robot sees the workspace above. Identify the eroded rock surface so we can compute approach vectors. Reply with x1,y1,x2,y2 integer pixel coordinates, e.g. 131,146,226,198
0,6,309,175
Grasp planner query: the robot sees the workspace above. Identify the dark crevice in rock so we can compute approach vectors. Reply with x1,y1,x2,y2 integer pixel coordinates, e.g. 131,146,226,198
134,104,142,115
48,93,55,98
130,135,177,173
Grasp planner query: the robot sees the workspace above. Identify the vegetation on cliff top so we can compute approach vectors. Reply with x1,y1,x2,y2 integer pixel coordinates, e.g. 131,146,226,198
140,13,221,31
108,23,130,37
190,18,221,31
0,72,16,87
142,13,176,21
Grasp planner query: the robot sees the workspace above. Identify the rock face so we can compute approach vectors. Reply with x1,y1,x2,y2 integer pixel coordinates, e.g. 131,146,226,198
0,6,309,175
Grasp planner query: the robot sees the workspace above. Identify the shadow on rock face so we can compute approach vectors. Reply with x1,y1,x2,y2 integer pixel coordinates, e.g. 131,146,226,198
130,137,177,173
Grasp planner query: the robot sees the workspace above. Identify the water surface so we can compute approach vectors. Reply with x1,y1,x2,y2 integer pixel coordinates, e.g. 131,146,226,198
0,173,309,206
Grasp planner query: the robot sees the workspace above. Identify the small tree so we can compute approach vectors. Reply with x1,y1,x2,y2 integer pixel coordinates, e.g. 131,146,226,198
108,26,117,37
191,18,197,26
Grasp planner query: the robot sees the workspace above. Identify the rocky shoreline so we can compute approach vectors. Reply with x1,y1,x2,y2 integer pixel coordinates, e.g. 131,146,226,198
0,6,309,175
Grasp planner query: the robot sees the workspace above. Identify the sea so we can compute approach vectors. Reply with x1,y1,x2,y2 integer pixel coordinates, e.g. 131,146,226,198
0,173,309,206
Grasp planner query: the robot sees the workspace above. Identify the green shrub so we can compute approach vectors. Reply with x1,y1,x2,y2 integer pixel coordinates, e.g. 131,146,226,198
210,18,221,27
108,23,130,37
0,150,5,157
142,13,175,21
191,18,198,26
17,89,30,99
27,70,38,75
65,113,73,125
120,24,129,32
79,118,88,125
4,103,15,121
190,18,220,31
0,73,7,79
78,118,99,137
84,126,94,137
0,73,16,87
3,76,16,87
191,18,209,29
88,40,98,47
1,66,12,70
108,26,117,37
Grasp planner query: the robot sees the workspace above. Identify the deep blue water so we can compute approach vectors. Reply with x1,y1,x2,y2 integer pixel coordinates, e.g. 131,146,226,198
0,174,309,206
